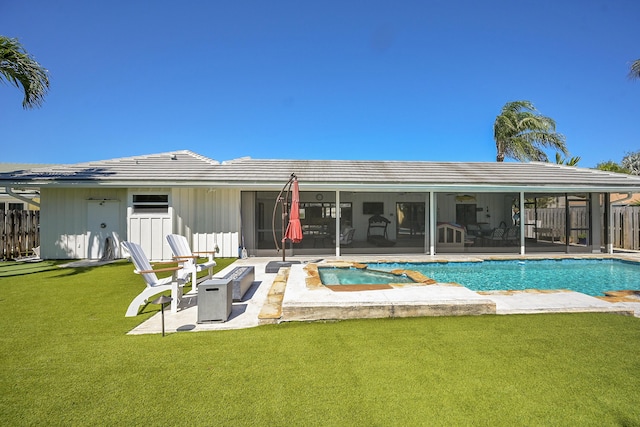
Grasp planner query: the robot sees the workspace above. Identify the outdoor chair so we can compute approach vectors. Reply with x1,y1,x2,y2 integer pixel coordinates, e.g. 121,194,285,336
504,226,519,245
121,241,188,317
166,234,217,289
483,227,506,246
333,227,355,246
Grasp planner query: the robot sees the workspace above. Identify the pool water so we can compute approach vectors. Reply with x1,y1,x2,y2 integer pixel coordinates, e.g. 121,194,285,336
367,259,640,296
318,267,416,285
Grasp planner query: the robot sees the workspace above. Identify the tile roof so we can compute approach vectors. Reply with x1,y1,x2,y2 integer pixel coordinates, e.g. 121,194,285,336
2,150,640,193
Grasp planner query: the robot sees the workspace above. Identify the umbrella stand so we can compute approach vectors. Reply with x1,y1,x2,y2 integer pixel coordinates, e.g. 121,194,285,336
271,173,296,262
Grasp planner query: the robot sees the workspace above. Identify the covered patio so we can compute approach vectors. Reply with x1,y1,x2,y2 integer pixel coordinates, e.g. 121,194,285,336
250,189,610,257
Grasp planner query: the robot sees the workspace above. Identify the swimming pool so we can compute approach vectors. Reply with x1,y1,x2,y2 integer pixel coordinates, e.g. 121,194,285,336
366,259,640,296
318,267,416,285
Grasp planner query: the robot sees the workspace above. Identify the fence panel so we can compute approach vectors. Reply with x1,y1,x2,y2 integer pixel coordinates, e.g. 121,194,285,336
1,210,40,260
612,206,640,250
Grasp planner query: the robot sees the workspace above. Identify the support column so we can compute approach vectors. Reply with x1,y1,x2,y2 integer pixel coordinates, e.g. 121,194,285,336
520,191,525,255
335,190,341,257
590,193,601,253
605,193,612,254
429,192,436,255
565,193,571,253
424,192,429,254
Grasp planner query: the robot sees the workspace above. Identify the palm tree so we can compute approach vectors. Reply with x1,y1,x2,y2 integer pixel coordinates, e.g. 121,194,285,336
555,152,581,166
630,59,640,80
493,100,567,162
595,160,629,174
0,36,49,109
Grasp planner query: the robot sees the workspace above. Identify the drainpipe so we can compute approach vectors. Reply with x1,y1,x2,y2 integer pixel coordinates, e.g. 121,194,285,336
5,187,40,208
612,192,633,206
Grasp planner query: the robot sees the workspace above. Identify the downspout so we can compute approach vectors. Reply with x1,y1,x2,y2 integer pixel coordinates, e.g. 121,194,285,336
5,187,40,208
612,192,633,206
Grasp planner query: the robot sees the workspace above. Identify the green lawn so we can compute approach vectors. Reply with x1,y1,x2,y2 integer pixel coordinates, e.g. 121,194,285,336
1,260,639,425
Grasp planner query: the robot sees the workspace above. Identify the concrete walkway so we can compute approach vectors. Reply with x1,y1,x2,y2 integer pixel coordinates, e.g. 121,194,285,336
129,255,640,335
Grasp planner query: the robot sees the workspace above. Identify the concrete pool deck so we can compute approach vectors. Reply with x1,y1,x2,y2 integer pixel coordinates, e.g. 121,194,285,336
129,254,640,335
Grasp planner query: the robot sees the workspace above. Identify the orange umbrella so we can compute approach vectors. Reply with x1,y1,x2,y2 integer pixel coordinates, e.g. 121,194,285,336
284,177,303,244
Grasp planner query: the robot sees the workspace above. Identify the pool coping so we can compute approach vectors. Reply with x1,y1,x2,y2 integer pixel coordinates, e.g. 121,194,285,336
130,254,640,335
276,258,637,322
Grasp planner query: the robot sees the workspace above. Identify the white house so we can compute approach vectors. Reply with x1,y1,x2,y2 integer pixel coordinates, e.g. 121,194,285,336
2,150,640,260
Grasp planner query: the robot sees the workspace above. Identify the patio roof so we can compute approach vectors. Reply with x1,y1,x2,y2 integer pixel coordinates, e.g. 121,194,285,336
2,150,640,193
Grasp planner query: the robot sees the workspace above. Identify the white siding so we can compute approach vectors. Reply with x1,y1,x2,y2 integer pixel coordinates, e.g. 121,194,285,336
127,189,172,261
40,188,127,259
172,188,241,258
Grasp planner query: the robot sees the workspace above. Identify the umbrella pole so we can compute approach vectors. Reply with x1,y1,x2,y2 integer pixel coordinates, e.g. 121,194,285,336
272,174,295,262
282,203,287,262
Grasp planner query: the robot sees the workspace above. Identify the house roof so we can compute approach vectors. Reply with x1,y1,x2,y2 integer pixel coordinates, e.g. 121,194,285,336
0,163,54,173
2,149,640,193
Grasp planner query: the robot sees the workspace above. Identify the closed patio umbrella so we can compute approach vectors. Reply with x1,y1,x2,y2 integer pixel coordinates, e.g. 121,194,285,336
284,176,303,244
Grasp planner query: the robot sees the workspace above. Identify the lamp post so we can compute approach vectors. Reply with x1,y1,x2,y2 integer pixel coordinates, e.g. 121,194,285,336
151,295,172,337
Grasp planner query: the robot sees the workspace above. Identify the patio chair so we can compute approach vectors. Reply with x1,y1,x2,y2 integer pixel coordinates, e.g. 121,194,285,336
333,227,355,246
121,241,188,317
504,226,519,245
483,227,506,246
166,234,217,289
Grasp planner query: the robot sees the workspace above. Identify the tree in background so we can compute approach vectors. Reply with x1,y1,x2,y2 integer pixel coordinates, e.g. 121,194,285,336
555,152,581,166
0,36,49,109
630,59,640,80
493,100,567,162
621,151,640,175
595,160,629,174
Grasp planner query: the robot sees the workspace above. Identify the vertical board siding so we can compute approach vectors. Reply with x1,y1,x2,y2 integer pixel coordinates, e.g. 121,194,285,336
40,188,127,259
172,188,241,258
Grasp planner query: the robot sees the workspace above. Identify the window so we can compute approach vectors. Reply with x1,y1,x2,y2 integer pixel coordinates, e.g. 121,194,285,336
132,194,169,214
8,203,24,211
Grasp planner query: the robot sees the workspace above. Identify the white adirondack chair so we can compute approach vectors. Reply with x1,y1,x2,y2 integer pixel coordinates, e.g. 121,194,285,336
121,241,187,317
166,234,217,289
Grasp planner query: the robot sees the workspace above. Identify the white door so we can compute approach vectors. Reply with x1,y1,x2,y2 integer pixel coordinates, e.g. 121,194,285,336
87,200,121,259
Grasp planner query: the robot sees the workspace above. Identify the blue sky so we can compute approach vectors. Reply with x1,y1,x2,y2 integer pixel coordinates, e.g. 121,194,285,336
1,0,638,167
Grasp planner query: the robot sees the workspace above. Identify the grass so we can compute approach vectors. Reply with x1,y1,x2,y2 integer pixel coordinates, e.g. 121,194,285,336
1,259,640,425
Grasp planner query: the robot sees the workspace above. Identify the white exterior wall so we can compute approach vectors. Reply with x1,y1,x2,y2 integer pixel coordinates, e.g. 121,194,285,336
40,188,127,259
40,187,241,261
436,193,513,228
172,188,241,258
127,188,173,261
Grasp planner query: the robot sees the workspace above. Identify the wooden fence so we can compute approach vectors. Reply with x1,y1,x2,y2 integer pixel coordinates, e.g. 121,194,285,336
0,210,40,260
524,206,640,251
612,206,640,251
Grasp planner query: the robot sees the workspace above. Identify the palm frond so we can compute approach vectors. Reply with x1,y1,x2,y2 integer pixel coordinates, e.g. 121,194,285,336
493,100,566,162
0,36,49,109
629,59,640,80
